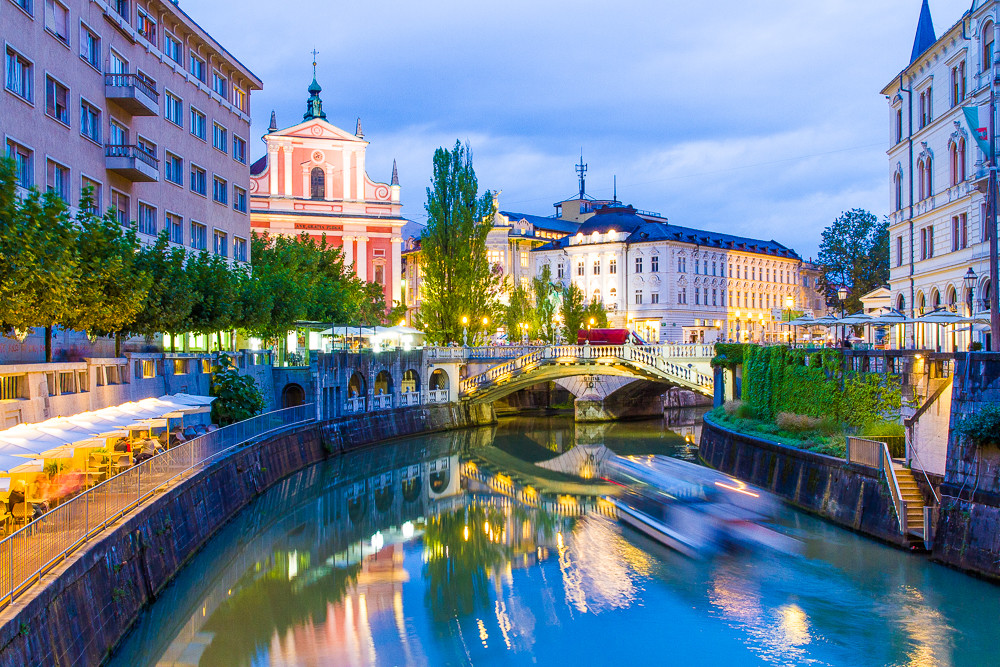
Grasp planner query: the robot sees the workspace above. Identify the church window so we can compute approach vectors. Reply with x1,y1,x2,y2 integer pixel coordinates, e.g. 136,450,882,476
984,21,995,73
310,167,325,200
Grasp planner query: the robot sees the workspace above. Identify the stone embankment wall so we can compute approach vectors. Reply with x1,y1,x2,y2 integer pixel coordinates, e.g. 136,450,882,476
699,417,906,547
0,402,495,667
932,353,1000,581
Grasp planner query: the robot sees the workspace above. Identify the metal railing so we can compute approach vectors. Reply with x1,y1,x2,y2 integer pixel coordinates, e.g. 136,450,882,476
104,72,159,102
105,143,159,169
846,436,908,533
0,404,313,609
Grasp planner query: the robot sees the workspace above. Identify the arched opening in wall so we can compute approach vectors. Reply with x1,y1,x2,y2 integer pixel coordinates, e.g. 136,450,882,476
429,369,449,391
374,370,393,395
348,372,366,398
984,20,995,71
947,286,959,351
402,369,420,393
982,278,992,313
373,473,394,512
896,294,907,348
916,293,926,348
281,383,305,408
346,482,366,524
931,289,942,351
401,467,422,502
373,262,385,285
429,458,450,494
310,167,325,200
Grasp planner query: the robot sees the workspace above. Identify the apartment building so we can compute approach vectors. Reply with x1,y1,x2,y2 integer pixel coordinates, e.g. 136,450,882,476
882,0,996,351
2,0,261,262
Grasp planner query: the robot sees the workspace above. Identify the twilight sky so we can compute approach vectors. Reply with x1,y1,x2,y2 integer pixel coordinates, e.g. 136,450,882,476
191,0,973,259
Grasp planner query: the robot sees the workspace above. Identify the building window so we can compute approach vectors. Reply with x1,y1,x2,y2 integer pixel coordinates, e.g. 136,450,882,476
519,251,528,268
137,202,156,235
893,172,903,211
164,152,182,185
694,260,699,275
635,290,642,305
211,71,228,99
678,287,686,304
166,212,182,244
165,92,182,127
712,289,717,306
577,261,584,276
213,229,228,257
213,175,228,204
233,185,247,213
163,32,182,64
46,159,69,202
12,0,33,15
651,292,660,304
111,189,129,226
895,108,903,143
957,139,966,183
190,108,206,140
310,167,325,199
919,88,931,128
137,135,156,161
190,221,207,250
695,288,700,305
609,287,617,302
6,140,33,189
81,25,101,69
45,76,69,125
984,21,995,73
487,249,502,267
189,53,206,82
113,0,129,21
81,176,101,212
80,99,100,143
212,122,227,152
917,158,932,200
953,214,968,251
109,119,127,146
5,48,33,102
651,255,659,272
234,237,247,262
678,257,686,273
609,258,617,274
593,259,601,275
44,0,69,44
233,86,248,113
233,136,247,164
920,226,934,260
952,61,966,107
557,263,564,279
190,164,206,196
136,7,156,42
635,257,643,273
109,50,128,75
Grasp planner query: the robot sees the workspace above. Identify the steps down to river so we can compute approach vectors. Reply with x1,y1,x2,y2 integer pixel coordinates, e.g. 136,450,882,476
893,463,927,540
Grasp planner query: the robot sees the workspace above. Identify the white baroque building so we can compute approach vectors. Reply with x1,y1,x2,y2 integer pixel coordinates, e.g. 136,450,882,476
534,205,822,344
883,0,998,351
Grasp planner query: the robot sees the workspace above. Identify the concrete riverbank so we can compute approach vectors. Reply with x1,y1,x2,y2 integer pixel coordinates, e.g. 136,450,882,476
699,416,909,548
0,402,495,667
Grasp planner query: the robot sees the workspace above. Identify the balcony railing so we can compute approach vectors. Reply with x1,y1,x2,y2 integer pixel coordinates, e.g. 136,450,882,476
105,144,159,182
104,73,159,116
0,404,314,609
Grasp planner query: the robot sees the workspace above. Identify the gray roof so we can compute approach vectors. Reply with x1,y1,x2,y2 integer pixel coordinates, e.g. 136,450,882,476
533,205,800,259
499,211,580,234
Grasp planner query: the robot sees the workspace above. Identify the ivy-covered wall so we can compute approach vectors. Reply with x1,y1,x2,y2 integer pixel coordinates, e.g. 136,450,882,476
716,344,901,427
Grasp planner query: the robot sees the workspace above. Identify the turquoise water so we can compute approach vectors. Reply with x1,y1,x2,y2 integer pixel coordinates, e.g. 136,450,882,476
108,413,1000,667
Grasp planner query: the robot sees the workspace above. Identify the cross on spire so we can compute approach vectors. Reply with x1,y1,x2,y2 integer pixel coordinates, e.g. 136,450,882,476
311,48,319,78
576,150,587,200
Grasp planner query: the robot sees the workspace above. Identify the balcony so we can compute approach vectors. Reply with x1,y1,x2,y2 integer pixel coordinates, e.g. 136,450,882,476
105,145,159,182
105,73,159,116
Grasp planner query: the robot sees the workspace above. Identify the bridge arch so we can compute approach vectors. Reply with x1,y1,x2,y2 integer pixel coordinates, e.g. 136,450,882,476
429,369,450,391
348,371,366,398
374,370,393,395
281,383,305,408
402,369,420,393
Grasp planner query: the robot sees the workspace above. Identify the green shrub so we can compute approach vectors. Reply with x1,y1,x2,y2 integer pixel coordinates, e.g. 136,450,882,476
860,421,904,438
970,342,983,352
776,412,822,434
955,403,1000,447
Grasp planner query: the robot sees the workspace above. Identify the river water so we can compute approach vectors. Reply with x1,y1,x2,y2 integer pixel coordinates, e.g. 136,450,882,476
109,411,1000,667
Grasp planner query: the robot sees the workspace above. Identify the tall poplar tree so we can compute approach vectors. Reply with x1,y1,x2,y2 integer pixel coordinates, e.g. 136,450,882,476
417,141,501,344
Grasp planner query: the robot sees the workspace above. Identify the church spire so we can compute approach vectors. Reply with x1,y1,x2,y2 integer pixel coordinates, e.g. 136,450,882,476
304,50,326,120
356,117,364,139
268,110,277,133
910,0,936,64
391,159,399,186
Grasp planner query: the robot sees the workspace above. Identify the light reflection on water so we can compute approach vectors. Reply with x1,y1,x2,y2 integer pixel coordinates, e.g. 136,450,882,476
109,414,999,667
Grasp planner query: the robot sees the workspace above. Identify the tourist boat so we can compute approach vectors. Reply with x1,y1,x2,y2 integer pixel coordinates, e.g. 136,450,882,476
603,455,800,558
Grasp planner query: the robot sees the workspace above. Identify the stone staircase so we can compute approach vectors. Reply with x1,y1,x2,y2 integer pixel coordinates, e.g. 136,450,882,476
892,462,927,540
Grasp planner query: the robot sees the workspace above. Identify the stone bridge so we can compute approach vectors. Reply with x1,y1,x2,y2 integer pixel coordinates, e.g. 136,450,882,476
274,344,714,423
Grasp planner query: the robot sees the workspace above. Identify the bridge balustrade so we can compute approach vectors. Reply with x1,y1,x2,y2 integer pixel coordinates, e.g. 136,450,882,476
426,389,450,403
399,391,420,407
345,396,366,413
372,394,393,410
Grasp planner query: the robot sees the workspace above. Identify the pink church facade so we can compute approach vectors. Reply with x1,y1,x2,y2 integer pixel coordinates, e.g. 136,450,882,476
249,78,405,307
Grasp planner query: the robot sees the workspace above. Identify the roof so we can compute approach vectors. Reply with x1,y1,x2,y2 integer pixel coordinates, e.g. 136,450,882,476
910,0,937,64
533,205,800,259
499,211,580,234
250,154,267,176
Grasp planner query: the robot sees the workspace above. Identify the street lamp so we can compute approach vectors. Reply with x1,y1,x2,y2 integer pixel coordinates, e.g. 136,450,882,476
461,315,469,347
784,295,795,346
838,286,849,347
964,267,977,351
588,317,596,330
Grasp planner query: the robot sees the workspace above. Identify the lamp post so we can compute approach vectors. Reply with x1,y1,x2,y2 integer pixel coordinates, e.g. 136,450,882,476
838,286,849,347
964,267,977,351
461,315,468,347
784,295,795,347
482,316,489,347
588,317,595,330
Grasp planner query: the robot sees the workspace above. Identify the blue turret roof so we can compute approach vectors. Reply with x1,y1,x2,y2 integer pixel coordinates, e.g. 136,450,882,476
910,0,937,63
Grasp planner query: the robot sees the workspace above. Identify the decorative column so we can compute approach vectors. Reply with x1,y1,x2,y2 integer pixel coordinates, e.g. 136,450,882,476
391,236,403,305
268,144,279,194
342,149,351,200
342,236,354,269
356,150,366,201
325,164,334,200
355,236,368,281
283,143,293,196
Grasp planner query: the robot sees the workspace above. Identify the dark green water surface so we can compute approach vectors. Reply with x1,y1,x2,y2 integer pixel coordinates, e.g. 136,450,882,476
108,412,1000,667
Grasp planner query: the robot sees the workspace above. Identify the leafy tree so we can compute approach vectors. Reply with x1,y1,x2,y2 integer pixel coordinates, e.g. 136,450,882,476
187,251,238,350
0,186,80,361
387,301,409,327
583,299,609,330
559,283,587,343
503,279,534,343
210,352,265,425
132,234,196,350
417,141,501,344
532,265,560,343
67,188,151,355
817,209,889,313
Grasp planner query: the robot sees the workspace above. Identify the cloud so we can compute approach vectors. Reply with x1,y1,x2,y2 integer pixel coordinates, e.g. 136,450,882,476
189,0,976,258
